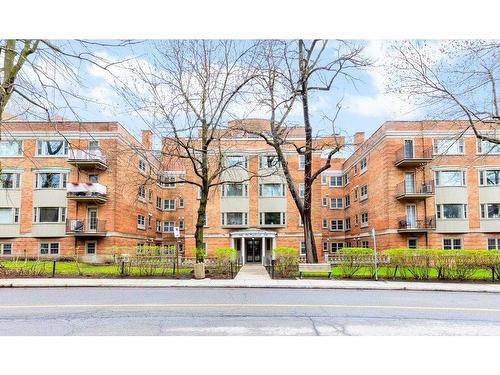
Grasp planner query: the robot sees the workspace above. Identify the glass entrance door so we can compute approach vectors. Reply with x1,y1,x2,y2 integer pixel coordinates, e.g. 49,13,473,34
246,239,262,263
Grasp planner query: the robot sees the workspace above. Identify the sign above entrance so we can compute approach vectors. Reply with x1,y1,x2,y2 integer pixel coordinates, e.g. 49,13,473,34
230,228,277,238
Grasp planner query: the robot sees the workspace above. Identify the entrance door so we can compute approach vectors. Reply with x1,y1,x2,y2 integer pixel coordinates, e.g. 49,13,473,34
246,239,262,263
88,208,98,232
406,204,417,228
404,139,414,158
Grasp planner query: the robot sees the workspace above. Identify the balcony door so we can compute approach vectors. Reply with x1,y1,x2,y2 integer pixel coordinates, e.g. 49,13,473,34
404,140,414,158
87,208,98,231
406,204,417,228
404,172,415,193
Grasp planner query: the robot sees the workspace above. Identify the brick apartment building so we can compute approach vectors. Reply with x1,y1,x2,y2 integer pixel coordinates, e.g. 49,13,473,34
0,119,499,262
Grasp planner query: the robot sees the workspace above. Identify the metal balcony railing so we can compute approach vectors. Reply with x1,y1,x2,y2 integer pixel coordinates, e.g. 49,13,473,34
68,148,107,169
66,219,107,235
395,180,434,199
394,146,433,166
397,216,436,231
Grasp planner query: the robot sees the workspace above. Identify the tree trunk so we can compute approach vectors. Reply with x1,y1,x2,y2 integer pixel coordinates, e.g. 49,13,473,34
194,187,208,252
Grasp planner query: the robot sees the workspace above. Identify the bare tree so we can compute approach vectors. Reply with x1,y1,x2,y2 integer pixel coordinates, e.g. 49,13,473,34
240,39,370,263
115,40,262,251
387,40,500,145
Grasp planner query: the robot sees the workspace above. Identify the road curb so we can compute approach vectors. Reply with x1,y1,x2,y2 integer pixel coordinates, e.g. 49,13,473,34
1,278,500,293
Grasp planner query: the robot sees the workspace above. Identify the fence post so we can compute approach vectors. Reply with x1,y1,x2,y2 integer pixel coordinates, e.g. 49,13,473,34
393,265,398,280
52,260,56,277
492,266,496,283
230,261,233,279
173,258,176,278
120,260,125,275
271,259,275,279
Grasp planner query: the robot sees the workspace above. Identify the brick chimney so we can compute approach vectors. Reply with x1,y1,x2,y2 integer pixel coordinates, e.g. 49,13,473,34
141,130,153,150
354,132,365,149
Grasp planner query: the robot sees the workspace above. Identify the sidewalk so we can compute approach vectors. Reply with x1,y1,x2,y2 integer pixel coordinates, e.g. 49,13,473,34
1,277,500,293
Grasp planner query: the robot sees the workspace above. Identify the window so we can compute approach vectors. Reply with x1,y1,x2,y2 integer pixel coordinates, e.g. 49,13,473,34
137,214,145,229
260,183,285,197
85,242,96,255
156,196,162,209
344,194,350,208
259,155,280,169
361,240,370,248
408,238,418,249
477,139,500,155
346,241,352,248
89,174,99,183
435,170,466,186
322,197,328,207
354,214,359,226
433,138,464,155
0,208,19,224
322,219,328,228
330,242,344,253
300,241,306,256
330,219,344,231
0,140,22,156
221,212,248,226
156,219,162,232
354,187,358,201
163,199,176,211
436,204,467,219
299,183,305,198
138,159,147,173
323,242,328,252
223,183,247,197
33,207,65,223
343,174,350,186
88,141,99,151
0,243,12,255
298,155,305,170
360,157,367,172
163,176,176,188
443,238,463,250
226,155,247,169
488,238,500,250
40,242,59,255
361,212,369,227
299,215,303,227
329,197,343,209
345,218,351,230
163,221,175,232
479,170,500,186
321,174,327,185
178,242,185,254
35,173,66,189
36,140,68,156
138,185,146,200
481,203,500,219
260,212,286,226
148,189,153,202
329,175,343,187
179,218,185,230
178,197,184,208
148,213,152,228
360,185,368,201
0,173,20,189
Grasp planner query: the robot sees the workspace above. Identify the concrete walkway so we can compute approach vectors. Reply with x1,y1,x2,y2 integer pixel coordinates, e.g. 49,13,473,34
234,264,271,282
1,277,500,293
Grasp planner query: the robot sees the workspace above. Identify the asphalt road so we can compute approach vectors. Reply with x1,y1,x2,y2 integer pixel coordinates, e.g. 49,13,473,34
1,287,500,335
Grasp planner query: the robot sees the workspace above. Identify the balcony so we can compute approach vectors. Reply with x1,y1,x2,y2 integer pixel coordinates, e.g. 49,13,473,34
67,182,108,204
394,146,433,167
397,216,436,233
68,148,107,170
395,180,434,200
66,219,107,237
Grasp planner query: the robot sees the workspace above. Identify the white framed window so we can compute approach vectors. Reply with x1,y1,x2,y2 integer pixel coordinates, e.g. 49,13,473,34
361,240,370,248
36,140,68,156
353,187,358,201
433,138,465,155
299,183,305,198
163,176,176,188
480,203,500,219
156,196,162,209
298,155,305,170
148,189,153,202
343,174,350,186
322,197,328,207
148,213,153,228
88,140,99,151
436,204,467,219
179,218,185,230
156,219,162,232
329,197,343,209
479,170,500,186
138,185,146,200
330,242,344,253
435,170,466,186
33,207,65,223
35,173,67,189
443,238,463,250
0,140,22,156
0,173,20,189
329,175,342,187
88,174,99,183
178,197,184,208
138,159,147,173
488,238,500,250
360,157,367,173
360,185,368,201
163,221,175,232
137,214,145,229
225,155,247,169
221,212,248,226
345,194,351,208
222,183,247,197
322,242,328,252
85,241,97,255
0,207,19,224
330,219,344,231
477,139,500,155
345,217,351,230
354,214,359,226
408,238,418,249
361,212,369,227
260,183,285,197
300,241,306,256
321,174,327,185
0,243,12,255
39,242,59,255
322,218,328,228
163,199,176,211
259,212,286,226
259,155,280,169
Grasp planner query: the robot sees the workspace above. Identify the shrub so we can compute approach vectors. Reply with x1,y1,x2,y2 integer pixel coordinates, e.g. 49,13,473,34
274,247,299,278
337,247,374,278
195,247,205,263
214,247,237,274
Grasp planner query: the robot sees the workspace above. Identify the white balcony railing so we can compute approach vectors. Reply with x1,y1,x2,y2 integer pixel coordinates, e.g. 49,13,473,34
68,148,107,164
